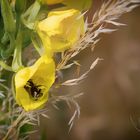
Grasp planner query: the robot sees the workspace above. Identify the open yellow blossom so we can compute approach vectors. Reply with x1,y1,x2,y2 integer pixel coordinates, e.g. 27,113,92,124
15,55,55,111
36,9,85,52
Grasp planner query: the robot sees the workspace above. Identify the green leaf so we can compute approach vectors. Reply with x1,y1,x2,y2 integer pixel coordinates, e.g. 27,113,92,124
1,0,16,33
0,0,16,59
27,0,41,22
1,33,15,59
15,0,27,14
21,1,41,29
0,60,13,71
63,0,92,10
1,32,9,45
0,10,4,39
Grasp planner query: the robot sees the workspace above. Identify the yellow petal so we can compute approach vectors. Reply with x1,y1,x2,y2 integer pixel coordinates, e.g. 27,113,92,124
36,9,85,52
15,55,55,111
42,0,64,5
41,0,92,10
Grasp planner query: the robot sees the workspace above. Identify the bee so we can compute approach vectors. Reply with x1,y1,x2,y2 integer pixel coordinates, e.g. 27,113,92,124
24,79,43,100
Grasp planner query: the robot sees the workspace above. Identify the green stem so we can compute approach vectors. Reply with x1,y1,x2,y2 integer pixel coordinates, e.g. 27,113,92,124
12,28,23,72
2,111,25,140
0,60,13,71
31,32,43,56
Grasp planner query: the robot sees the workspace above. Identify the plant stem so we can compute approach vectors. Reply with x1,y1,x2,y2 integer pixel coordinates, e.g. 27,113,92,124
0,60,13,71
2,110,25,140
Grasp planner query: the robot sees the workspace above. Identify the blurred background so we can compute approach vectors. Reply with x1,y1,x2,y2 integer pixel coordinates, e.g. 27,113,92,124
31,1,140,140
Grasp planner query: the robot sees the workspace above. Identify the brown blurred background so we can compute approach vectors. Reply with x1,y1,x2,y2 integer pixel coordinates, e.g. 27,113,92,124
31,1,140,140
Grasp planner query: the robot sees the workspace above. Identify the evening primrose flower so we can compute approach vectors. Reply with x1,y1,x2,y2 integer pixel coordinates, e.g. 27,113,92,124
36,9,85,52
14,55,55,111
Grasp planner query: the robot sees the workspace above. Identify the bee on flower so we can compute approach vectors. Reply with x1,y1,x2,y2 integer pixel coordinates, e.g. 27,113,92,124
14,55,55,111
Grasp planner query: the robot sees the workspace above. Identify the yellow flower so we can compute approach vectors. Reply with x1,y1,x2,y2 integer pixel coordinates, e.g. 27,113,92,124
36,9,85,52
41,0,92,10
42,0,64,5
14,55,55,111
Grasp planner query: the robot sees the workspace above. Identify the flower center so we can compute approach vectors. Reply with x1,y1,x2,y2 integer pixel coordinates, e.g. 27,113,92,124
24,79,43,100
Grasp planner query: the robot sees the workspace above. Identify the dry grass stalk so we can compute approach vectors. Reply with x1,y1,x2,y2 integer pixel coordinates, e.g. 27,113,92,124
1,0,140,139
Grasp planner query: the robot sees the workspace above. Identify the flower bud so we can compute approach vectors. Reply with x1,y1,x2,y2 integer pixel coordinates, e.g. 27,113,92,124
36,9,85,52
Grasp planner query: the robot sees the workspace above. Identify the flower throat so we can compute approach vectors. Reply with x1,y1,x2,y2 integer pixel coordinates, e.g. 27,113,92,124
24,79,43,100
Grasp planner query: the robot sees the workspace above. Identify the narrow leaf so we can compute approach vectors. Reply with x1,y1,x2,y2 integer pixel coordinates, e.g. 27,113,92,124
1,0,16,33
